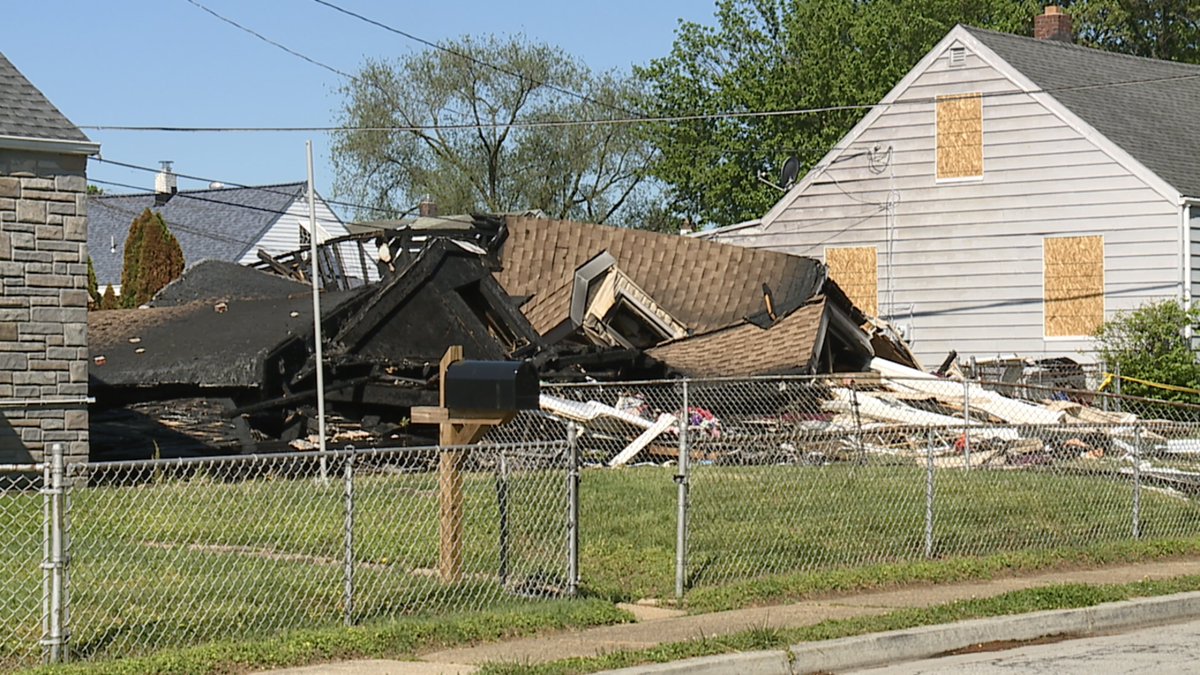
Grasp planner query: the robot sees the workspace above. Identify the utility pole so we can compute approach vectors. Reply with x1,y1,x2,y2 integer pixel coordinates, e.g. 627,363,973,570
307,140,328,478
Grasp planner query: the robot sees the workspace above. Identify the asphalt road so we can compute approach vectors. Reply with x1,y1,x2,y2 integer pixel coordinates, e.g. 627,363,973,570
850,618,1200,674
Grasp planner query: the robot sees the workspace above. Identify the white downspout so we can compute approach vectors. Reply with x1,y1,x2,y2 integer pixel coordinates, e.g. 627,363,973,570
1183,199,1196,312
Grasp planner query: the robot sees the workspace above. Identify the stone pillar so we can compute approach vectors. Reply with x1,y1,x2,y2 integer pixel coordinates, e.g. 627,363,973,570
0,150,90,465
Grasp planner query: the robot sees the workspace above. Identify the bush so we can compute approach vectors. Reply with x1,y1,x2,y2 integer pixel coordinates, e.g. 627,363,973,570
86,257,100,309
120,208,184,307
1093,299,1200,403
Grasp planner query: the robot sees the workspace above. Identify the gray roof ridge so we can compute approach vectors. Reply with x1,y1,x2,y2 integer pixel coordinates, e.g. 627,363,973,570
960,24,1200,73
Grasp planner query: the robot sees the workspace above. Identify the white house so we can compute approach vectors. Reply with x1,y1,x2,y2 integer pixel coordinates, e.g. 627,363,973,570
706,7,1200,366
89,165,374,294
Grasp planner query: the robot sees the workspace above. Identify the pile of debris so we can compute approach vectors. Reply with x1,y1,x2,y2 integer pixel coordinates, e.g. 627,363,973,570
534,357,1198,477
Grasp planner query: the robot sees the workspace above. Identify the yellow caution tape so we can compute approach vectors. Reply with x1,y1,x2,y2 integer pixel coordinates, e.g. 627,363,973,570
1103,372,1200,396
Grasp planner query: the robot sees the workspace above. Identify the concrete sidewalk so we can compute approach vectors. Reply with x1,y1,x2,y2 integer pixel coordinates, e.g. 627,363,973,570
260,557,1200,675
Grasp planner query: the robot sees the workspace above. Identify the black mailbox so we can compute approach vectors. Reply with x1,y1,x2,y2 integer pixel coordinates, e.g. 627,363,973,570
444,360,540,411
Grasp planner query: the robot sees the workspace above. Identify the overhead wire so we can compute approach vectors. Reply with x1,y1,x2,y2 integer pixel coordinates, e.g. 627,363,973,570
87,173,488,245
308,0,638,117
79,68,1200,134
90,156,396,216
182,0,356,81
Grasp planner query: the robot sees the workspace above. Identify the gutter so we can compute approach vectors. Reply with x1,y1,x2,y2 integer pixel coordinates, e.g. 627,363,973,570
0,134,100,156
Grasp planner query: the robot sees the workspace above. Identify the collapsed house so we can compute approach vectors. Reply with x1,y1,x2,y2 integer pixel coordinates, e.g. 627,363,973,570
90,216,908,458
88,245,541,459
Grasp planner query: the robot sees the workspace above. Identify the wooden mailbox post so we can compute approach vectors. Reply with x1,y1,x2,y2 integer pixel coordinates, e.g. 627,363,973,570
411,346,519,583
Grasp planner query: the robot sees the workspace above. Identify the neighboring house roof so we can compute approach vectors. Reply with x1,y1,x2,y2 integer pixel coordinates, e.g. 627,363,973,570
963,26,1200,199
496,217,826,335
88,183,308,287
0,51,96,151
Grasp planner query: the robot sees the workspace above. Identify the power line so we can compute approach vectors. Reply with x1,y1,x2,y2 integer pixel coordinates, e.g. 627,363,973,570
182,0,356,80
88,175,481,233
89,185,260,248
308,0,637,117
79,67,1200,134
90,156,396,216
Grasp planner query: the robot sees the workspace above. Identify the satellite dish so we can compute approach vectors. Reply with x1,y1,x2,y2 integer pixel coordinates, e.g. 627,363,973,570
780,155,801,189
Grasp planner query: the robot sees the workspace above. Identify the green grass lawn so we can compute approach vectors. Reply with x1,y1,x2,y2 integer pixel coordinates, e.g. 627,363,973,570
4,459,1200,668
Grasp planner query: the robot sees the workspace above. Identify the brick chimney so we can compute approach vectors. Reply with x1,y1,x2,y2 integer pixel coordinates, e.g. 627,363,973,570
154,160,177,206
418,197,437,217
1034,6,1073,42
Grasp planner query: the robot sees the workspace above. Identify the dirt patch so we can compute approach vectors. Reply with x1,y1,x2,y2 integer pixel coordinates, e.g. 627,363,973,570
937,632,1081,656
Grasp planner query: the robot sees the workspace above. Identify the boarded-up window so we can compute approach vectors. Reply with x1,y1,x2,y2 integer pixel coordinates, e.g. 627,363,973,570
825,246,878,316
936,93,983,179
1044,235,1104,337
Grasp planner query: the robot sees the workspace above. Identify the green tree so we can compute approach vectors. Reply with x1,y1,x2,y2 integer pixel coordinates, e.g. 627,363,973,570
1094,299,1200,403
332,35,655,225
119,208,184,308
1065,0,1200,61
99,285,118,311
86,256,100,309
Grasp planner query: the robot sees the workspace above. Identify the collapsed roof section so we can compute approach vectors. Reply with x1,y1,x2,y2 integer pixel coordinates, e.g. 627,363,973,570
492,217,886,376
251,214,913,379
88,291,364,391
333,239,543,364
496,216,827,335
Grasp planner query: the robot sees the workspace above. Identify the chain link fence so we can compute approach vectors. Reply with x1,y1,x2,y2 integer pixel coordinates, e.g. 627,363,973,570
7,372,1200,666
1,442,572,665
0,464,45,672
526,374,1200,599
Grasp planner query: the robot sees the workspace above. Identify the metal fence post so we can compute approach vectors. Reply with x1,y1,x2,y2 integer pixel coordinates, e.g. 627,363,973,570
342,446,355,626
497,449,510,589
925,429,935,559
1114,361,1123,413
675,380,690,601
41,443,67,663
41,451,51,663
1132,425,1142,540
961,379,972,470
567,424,580,597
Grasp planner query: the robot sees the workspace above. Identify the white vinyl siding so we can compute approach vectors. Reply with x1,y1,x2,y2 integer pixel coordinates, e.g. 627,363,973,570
714,41,1182,365
238,196,377,284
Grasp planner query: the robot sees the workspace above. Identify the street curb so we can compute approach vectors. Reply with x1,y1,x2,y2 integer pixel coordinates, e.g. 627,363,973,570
595,591,1200,675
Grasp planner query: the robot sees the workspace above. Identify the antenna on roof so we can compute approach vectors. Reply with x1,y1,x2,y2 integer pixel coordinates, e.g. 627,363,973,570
756,155,802,192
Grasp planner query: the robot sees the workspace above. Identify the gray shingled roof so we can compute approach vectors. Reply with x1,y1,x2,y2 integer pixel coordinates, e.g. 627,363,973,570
0,52,91,144
964,26,1200,198
88,183,306,287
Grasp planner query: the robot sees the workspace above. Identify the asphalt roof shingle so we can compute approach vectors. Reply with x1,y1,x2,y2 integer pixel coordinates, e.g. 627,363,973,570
498,217,826,335
88,183,306,287
0,52,91,143
648,299,827,377
964,26,1200,198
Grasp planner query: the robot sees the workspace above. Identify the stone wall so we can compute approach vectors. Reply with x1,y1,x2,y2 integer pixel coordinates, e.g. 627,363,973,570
0,149,89,465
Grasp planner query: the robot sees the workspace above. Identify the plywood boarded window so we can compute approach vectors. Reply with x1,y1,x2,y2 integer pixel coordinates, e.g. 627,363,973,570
936,93,983,180
1044,235,1104,337
825,246,878,316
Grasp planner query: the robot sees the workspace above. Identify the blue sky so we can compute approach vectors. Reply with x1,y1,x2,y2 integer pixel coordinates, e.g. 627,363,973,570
1,1,713,213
